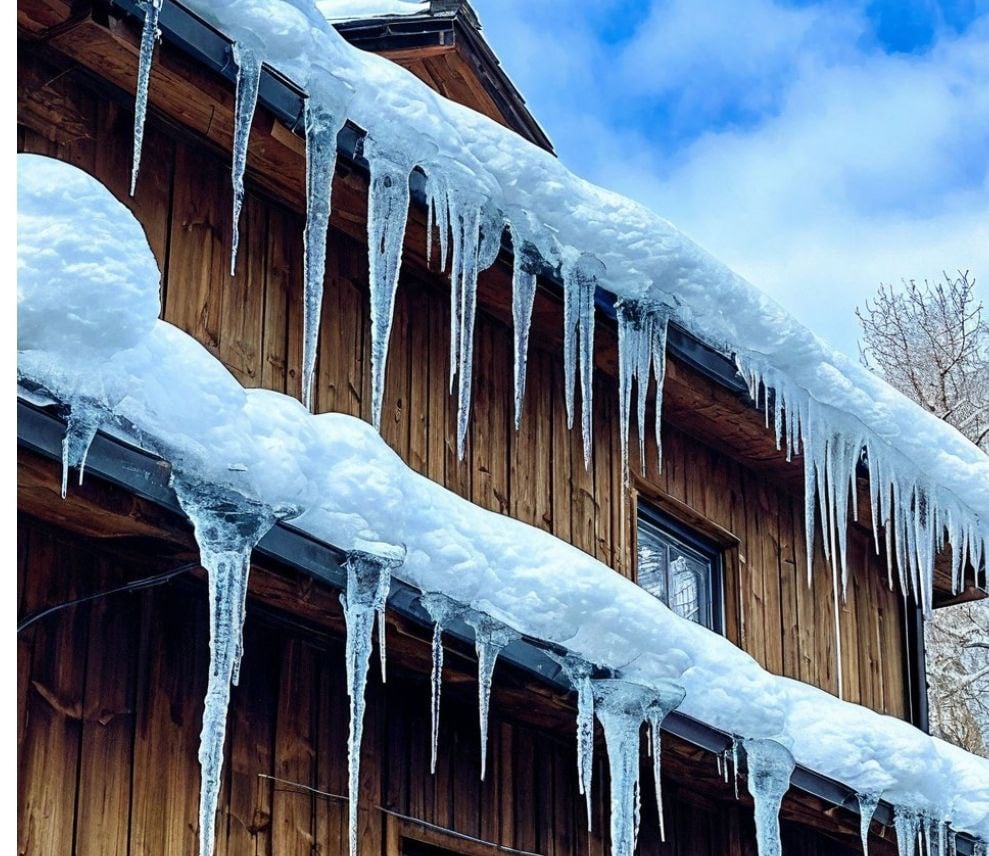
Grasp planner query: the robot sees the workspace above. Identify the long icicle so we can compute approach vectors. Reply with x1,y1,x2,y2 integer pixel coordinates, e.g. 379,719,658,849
743,738,795,856
552,654,597,831
857,792,881,856
341,547,401,856
645,681,686,843
465,612,519,781
562,255,603,469
229,42,263,276
510,230,538,430
592,679,650,856
301,97,344,410
171,481,275,856
420,593,461,775
365,143,413,430
130,0,163,197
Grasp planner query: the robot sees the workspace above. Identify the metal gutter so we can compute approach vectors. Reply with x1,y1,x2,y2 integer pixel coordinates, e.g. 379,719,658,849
108,0,749,399
17,397,976,851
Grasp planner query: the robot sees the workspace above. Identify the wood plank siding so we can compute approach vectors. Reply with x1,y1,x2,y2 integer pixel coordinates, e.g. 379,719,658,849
17,511,902,855
16,17,911,720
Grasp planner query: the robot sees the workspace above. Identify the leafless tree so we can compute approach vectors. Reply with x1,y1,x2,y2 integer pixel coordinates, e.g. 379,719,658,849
857,271,989,757
857,271,989,451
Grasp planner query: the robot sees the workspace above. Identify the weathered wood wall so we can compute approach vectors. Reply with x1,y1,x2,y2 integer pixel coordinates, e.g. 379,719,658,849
16,34,910,720
18,514,899,856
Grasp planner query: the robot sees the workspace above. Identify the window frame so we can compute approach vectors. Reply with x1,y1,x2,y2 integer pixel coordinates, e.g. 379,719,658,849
635,500,726,636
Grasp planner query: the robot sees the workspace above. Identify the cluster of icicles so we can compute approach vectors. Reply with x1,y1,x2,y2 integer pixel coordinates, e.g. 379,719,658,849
131,464,810,856
114,5,989,856
128,0,984,636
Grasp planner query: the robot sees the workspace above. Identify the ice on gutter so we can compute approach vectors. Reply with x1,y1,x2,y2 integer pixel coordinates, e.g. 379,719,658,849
16,156,989,856
120,0,986,626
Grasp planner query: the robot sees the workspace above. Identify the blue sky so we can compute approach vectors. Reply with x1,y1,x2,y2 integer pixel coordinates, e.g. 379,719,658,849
472,0,989,356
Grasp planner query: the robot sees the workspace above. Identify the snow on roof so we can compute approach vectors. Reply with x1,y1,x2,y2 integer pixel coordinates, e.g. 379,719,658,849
316,0,429,22
16,154,989,854
155,0,989,626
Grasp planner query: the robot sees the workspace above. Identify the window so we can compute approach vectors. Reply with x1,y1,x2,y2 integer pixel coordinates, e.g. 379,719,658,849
636,503,724,633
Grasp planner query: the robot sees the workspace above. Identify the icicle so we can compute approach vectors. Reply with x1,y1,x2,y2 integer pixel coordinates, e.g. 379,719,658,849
857,792,881,855
60,404,101,499
465,612,519,781
742,738,795,856
592,679,651,856
377,608,387,682
228,42,263,276
732,737,740,799
130,0,162,197
420,593,462,775
365,142,414,430
171,480,275,856
341,544,403,856
644,681,686,843
894,806,921,856
615,299,670,479
552,654,597,831
301,94,346,410
562,254,604,469
509,229,539,429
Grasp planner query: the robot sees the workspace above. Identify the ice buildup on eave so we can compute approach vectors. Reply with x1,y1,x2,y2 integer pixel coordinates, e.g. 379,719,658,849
124,0,988,621
17,154,989,856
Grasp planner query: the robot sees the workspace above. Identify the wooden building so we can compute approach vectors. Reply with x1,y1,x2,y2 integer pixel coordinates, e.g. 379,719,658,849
16,1,986,854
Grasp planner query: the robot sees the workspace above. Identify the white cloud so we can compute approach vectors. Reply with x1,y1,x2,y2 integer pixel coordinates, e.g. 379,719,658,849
474,1,989,356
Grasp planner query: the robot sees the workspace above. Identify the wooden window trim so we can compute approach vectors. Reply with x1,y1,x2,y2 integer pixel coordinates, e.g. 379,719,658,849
631,481,735,637
385,814,532,856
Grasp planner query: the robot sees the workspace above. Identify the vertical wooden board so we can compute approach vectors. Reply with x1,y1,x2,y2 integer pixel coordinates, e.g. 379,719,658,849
810,522,839,697
314,236,343,414
877,571,907,719
163,141,230,356
789,498,817,686
271,638,317,856
759,482,785,676
357,681,384,855
426,286,450,486
338,268,368,418
777,492,801,681
510,346,553,533
219,193,267,387
449,709,480,840
17,528,88,856
497,721,515,848
513,727,538,854
16,521,35,755
408,279,431,476
738,480,768,669
93,101,174,272
260,206,295,395
283,220,308,404
610,391,631,578
74,555,141,856
470,318,510,515
219,618,280,856
549,358,573,545
130,584,209,856
840,534,865,706
380,272,412,457
314,637,347,856
592,374,613,566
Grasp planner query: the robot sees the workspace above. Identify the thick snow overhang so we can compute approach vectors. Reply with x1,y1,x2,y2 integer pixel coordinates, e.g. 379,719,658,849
327,0,555,153
16,396,982,855
50,0,985,610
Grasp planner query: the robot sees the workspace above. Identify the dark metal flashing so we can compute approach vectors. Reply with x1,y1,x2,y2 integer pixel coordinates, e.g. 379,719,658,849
16,398,977,852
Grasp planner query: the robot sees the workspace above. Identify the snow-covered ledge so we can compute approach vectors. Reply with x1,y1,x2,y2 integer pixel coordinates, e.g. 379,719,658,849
16,152,989,856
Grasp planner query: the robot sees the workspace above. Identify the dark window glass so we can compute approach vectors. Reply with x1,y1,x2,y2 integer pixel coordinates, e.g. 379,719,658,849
636,507,722,632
